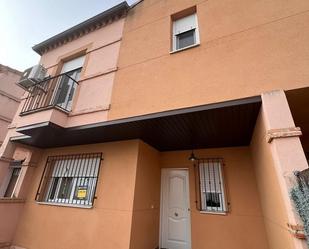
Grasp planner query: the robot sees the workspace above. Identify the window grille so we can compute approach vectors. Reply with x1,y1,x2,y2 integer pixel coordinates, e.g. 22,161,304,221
35,153,102,207
195,158,228,213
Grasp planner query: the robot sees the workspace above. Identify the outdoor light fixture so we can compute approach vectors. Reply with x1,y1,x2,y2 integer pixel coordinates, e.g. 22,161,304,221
188,150,198,161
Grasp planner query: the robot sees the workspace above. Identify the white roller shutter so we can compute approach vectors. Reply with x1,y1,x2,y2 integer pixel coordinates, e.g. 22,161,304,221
173,14,197,35
61,55,85,73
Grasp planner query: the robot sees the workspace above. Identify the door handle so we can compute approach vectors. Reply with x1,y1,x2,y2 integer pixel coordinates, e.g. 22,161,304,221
174,212,178,217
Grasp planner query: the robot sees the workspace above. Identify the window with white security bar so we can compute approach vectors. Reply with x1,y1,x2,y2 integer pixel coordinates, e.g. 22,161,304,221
172,10,200,51
195,158,228,213
35,153,102,207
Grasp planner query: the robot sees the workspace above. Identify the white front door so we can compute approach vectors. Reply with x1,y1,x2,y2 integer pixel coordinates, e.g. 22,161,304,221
160,169,191,249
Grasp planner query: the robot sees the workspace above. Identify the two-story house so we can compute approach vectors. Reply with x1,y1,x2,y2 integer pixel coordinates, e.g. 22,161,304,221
0,1,308,249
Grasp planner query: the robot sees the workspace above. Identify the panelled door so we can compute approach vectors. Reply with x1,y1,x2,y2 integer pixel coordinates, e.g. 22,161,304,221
160,169,191,249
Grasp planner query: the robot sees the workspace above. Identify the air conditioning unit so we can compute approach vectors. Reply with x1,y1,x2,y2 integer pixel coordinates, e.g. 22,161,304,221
17,64,48,91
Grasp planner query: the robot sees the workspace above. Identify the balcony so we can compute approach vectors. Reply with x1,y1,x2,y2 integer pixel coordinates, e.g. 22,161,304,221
20,72,79,115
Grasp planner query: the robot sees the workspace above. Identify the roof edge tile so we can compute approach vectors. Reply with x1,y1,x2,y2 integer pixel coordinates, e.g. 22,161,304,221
32,1,129,55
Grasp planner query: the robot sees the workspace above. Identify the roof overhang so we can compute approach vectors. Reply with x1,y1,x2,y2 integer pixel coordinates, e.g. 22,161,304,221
32,1,129,55
12,96,261,151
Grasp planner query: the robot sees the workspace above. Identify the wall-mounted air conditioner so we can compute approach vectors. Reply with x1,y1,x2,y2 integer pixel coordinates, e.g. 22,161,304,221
17,64,48,91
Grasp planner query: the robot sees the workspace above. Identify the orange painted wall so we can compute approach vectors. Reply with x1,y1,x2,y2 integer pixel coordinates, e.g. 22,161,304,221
10,141,271,249
129,141,161,249
0,145,41,245
160,147,269,249
120,142,271,249
109,0,309,120
250,109,299,249
0,201,24,244
262,90,308,249
12,140,139,249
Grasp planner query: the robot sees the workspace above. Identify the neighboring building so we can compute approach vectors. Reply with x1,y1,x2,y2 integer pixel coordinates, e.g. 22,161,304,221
0,65,23,146
0,1,308,249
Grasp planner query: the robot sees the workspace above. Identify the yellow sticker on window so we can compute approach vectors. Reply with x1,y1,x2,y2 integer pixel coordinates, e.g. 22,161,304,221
77,188,87,199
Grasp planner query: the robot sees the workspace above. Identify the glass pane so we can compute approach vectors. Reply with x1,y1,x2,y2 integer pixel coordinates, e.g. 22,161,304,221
48,177,59,200
57,177,73,199
206,192,221,208
55,77,71,104
53,68,81,110
176,29,195,50
4,168,21,197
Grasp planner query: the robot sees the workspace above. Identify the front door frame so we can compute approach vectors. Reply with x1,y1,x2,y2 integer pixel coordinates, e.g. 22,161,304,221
159,168,192,249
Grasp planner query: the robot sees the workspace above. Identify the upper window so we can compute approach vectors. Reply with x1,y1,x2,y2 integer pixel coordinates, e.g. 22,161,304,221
195,158,227,213
35,153,102,208
52,55,85,111
172,12,199,51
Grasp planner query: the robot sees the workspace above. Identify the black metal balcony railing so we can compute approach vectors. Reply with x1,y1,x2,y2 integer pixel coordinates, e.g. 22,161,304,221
20,72,79,115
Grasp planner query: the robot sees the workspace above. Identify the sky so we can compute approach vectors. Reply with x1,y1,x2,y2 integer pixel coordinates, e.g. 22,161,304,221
0,0,135,72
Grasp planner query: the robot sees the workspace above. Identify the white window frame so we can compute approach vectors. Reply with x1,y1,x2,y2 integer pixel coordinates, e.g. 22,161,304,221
199,160,227,214
172,13,200,52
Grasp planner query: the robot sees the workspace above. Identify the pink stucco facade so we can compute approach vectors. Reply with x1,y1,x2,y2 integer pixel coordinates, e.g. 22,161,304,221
0,66,24,145
10,18,125,131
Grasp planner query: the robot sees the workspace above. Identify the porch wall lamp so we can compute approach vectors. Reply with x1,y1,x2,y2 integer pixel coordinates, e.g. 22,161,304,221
188,150,198,161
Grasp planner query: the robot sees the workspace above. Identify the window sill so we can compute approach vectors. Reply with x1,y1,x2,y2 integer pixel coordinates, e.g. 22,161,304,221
170,43,200,54
199,210,227,216
0,197,25,203
37,201,93,209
